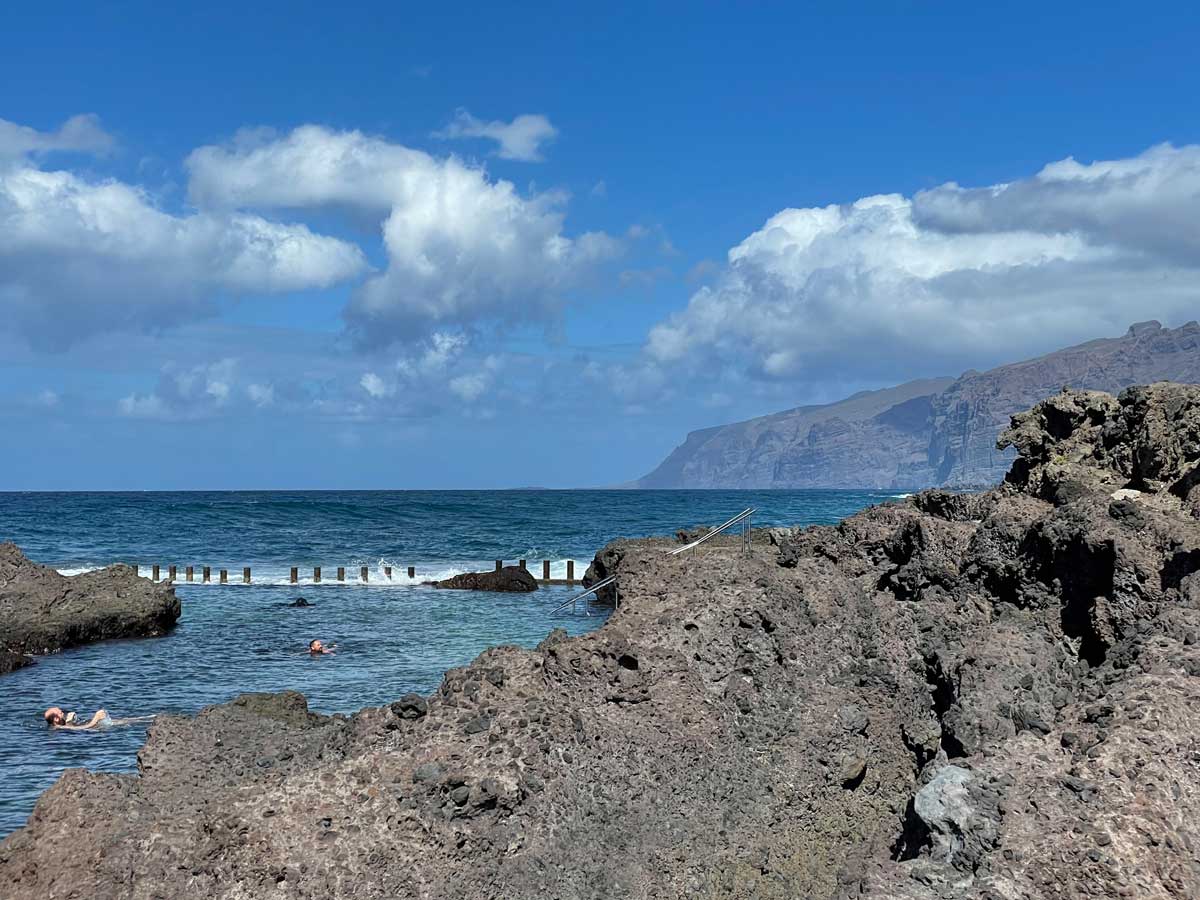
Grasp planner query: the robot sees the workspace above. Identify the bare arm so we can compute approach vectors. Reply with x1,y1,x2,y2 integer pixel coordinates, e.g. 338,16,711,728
57,710,108,730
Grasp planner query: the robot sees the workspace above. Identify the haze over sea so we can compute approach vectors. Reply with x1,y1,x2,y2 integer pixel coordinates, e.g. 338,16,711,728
0,488,893,836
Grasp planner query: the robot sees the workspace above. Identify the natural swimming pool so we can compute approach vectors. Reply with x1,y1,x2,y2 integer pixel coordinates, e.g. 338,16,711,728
0,487,893,838
0,581,607,837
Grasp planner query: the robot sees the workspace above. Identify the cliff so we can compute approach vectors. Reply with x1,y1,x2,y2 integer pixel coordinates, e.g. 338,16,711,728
637,320,1200,489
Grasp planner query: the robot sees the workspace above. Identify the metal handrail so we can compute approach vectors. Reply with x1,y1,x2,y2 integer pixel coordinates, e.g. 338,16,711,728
552,507,757,616
552,573,617,615
669,508,755,555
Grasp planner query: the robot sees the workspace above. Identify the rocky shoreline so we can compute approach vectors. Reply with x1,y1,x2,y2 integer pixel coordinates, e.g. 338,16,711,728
0,543,181,675
1,382,1198,898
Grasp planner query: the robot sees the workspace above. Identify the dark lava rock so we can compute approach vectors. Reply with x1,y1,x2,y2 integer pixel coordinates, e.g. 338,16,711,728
434,566,538,593
3,384,1200,899
0,649,32,675
0,543,180,675
675,526,712,543
287,597,313,607
390,693,428,720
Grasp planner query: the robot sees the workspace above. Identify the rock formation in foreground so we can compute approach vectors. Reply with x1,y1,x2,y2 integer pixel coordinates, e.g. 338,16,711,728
0,543,181,675
434,565,538,592
637,319,1200,489
2,383,1199,899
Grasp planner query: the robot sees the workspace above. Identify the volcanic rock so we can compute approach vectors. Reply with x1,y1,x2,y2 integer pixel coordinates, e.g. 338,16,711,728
0,544,180,676
434,566,538,592
0,649,32,675
2,383,1199,898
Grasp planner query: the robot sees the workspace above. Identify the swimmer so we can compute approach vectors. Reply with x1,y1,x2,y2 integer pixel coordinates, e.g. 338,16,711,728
43,707,155,730
308,639,336,655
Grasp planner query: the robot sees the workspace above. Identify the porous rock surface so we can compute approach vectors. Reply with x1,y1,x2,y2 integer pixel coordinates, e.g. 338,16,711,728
0,543,181,675
434,565,538,592
2,383,1199,899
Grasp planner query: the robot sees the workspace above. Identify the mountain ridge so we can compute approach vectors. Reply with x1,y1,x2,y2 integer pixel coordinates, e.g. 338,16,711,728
636,320,1200,489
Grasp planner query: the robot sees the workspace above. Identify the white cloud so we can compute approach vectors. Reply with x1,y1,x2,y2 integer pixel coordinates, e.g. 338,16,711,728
36,388,59,407
0,114,115,162
448,373,487,402
247,383,275,406
343,333,500,413
360,372,392,398
186,125,618,346
394,332,467,378
433,109,558,162
0,136,367,349
645,143,1200,385
118,359,241,419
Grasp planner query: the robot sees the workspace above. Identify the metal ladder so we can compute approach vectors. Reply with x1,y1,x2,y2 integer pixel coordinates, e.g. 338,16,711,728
552,508,755,616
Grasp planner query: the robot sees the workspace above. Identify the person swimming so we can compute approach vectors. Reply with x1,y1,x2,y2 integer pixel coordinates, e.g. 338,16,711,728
43,707,154,731
308,639,336,655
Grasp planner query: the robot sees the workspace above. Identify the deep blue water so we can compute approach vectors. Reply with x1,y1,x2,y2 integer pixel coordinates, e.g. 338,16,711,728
0,489,896,837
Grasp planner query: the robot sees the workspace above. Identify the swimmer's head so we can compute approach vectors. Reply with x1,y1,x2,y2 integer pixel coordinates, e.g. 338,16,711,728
309,639,323,653
43,707,66,727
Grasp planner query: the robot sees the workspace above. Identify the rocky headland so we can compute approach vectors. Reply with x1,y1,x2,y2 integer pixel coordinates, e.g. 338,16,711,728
2,382,1199,898
637,319,1200,489
0,543,181,675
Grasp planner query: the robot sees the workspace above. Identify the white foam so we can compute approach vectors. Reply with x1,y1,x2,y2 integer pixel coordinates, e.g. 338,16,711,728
55,566,103,577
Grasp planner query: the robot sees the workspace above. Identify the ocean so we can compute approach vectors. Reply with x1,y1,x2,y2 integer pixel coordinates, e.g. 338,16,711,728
0,488,897,837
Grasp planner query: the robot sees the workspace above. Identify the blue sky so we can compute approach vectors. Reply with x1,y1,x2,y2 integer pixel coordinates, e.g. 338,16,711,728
3,2,1200,488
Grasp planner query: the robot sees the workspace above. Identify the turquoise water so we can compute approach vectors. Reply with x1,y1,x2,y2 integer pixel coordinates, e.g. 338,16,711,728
0,489,894,837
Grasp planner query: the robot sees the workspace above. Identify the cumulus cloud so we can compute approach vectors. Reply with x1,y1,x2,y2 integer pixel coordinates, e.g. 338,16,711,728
433,109,558,162
645,143,1200,385
0,114,115,162
343,333,497,415
0,130,367,349
360,372,392,399
186,125,617,346
118,359,240,420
